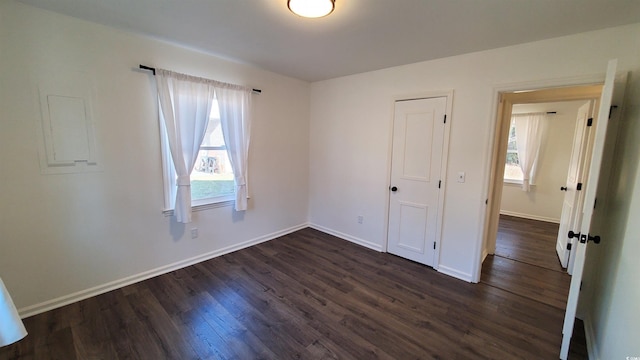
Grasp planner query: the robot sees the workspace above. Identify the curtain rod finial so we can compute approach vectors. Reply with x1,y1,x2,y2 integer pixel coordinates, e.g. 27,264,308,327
139,64,156,75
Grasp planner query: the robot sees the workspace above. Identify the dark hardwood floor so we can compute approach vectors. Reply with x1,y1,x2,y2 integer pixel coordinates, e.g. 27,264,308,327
494,215,564,272
481,214,587,359
2,227,581,359
482,215,569,309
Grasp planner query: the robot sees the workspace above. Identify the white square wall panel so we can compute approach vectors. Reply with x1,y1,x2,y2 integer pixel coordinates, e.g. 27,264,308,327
37,72,101,174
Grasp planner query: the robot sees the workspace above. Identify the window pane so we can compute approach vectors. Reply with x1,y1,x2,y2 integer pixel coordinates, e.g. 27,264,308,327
507,120,517,151
201,103,224,147
191,102,234,202
191,149,234,200
506,151,519,166
504,120,523,181
504,164,523,181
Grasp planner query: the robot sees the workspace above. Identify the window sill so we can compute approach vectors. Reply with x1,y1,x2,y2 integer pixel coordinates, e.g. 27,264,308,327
162,200,234,216
503,179,537,188
503,178,523,185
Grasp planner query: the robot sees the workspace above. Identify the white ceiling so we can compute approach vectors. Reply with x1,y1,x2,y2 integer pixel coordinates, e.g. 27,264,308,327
16,0,640,82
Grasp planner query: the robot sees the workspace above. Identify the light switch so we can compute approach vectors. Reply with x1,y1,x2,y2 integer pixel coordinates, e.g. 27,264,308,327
458,172,465,183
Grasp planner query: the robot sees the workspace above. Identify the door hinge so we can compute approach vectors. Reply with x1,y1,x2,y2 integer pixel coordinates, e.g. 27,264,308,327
438,180,441,189
567,243,572,251
587,118,593,127
443,114,447,124
433,242,436,250
609,105,618,119
580,281,583,291
577,183,583,191
594,198,597,209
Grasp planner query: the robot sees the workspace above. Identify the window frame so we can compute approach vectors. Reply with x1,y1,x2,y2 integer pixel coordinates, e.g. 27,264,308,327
159,107,235,215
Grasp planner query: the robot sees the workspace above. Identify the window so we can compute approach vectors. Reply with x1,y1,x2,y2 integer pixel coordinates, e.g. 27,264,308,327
504,119,524,183
161,101,235,211
191,102,236,205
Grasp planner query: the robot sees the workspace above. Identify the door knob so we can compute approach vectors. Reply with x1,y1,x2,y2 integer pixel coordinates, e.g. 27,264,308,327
568,230,580,239
579,233,601,244
588,234,601,244
560,186,568,191
390,186,398,192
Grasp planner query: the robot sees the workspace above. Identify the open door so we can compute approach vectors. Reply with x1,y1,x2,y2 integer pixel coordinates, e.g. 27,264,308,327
559,59,626,359
555,101,594,270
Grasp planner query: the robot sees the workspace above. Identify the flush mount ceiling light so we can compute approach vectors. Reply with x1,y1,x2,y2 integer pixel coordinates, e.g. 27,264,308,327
288,0,335,18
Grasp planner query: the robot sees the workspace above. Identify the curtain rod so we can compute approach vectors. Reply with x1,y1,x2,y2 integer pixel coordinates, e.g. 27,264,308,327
139,64,262,94
513,111,557,115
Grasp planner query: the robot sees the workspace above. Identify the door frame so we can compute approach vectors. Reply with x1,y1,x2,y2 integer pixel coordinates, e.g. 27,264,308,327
475,76,607,282
383,90,454,270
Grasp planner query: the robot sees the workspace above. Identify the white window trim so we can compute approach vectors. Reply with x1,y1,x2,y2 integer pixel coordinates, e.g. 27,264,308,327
162,200,234,216
503,178,524,185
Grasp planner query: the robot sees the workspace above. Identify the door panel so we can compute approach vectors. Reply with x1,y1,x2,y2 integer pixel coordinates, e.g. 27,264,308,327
556,101,592,268
397,202,428,253
403,114,434,180
560,59,626,359
387,97,447,267
556,201,574,266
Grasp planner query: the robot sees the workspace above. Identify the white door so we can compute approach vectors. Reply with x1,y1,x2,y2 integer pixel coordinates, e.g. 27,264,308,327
559,59,625,359
387,97,447,267
556,101,593,269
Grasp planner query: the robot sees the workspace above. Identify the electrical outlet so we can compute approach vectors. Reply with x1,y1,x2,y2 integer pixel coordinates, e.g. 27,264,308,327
357,215,364,224
191,228,198,239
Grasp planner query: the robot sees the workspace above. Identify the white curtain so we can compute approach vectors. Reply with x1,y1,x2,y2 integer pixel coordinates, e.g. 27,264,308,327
156,69,215,223
513,113,546,192
217,86,252,211
0,277,27,347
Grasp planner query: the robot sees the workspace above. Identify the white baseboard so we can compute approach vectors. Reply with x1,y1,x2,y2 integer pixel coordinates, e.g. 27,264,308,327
583,314,600,360
308,223,383,252
437,265,473,282
499,210,560,224
18,223,309,318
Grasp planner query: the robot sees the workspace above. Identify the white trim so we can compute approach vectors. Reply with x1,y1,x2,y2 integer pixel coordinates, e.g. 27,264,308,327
583,313,600,360
499,210,560,224
502,178,524,185
309,223,384,252
163,199,234,216
437,265,473,283
18,223,309,318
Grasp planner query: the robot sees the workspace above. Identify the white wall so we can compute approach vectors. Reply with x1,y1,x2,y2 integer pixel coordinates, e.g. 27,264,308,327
500,101,585,223
308,24,640,281
0,1,310,314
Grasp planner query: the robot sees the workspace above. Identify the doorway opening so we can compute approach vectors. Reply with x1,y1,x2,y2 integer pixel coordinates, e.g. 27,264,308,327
490,99,597,274
482,85,603,270
481,84,604,359
482,85,603,287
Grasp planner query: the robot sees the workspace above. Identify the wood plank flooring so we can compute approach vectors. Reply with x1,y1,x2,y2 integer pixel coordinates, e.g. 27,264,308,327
494,215,563,271
481,214,587,359
482,215,570,309
2,227,577,359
